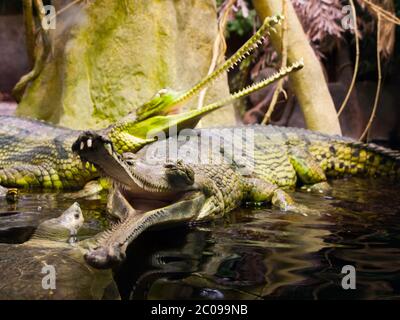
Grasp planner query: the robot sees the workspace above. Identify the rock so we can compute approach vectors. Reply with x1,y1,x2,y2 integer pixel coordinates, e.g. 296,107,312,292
16,0,235,129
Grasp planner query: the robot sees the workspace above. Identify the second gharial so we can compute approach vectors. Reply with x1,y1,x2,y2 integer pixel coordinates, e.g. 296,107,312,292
73,126,400,269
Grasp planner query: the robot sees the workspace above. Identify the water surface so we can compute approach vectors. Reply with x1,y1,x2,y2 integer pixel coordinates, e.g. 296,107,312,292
1,178,399,299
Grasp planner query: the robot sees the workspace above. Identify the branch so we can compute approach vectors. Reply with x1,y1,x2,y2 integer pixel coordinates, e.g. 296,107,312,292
12,0,51,101
338,0,360,117
359,13,382,141
361,0,400,25
22,0,35,67
197,0,234,111
262,0,288,125
253,0,342,134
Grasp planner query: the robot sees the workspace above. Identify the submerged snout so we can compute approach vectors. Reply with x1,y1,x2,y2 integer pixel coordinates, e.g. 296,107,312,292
84,245,126,269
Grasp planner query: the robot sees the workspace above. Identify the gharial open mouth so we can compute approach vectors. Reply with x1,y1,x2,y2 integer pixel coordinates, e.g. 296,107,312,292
73,131,197,205
72,132,206,269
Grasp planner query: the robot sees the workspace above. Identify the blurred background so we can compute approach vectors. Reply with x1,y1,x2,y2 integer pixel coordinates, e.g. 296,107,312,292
0,0,399,146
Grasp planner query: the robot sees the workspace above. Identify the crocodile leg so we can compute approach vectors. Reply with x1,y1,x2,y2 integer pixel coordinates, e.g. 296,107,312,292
288,148,332,193
63,180,105,199
245,178,294,210
245,178,319,215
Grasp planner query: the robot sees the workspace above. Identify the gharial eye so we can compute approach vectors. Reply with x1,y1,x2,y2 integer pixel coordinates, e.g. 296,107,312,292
164,162,176,169
123,152,136,161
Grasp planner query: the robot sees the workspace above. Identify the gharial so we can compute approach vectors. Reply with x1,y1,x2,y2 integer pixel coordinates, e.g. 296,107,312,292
73,125,400,269
0,15,302,195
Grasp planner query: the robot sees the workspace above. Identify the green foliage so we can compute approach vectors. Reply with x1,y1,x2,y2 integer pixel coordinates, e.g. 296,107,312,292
227,10,257,37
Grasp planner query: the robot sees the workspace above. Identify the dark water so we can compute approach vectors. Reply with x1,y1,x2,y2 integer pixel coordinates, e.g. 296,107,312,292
1,178,400,300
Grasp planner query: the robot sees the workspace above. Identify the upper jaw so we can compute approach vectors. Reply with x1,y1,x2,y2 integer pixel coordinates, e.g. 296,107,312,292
73,131,196,196
72,131,137,186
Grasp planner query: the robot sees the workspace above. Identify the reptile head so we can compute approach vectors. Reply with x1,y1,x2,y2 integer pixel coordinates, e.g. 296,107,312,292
111,152,197,194
74,133,218,268
33,202,84,243
135,88,182,121
104,15,297,154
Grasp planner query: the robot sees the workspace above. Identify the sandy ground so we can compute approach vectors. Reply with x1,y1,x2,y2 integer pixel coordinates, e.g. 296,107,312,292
0,102,17,116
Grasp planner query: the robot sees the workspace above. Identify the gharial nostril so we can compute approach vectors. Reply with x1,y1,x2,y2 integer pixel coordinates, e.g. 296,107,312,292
84,248,112,269
84,247,109,269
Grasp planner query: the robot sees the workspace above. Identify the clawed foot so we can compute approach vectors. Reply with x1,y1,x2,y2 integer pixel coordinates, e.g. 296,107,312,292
63,180,105,199
271,188,321,216
301,182,332,194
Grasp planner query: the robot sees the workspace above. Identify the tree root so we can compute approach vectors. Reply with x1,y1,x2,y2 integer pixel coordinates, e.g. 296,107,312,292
12,0,51,102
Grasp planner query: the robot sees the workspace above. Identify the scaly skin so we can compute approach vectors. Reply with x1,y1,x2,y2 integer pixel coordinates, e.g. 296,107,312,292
0,15,301,191
74,126,400,268
0,117,95,189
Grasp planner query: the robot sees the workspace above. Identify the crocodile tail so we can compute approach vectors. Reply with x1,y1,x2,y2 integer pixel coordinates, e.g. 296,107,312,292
319,140,400,178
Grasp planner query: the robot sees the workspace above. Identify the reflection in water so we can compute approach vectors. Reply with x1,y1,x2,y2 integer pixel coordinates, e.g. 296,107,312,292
116,178,400,300
0,178,399,299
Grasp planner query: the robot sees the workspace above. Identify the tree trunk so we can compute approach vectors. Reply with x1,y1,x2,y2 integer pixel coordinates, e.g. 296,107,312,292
253,0,342,135
16,0,235,129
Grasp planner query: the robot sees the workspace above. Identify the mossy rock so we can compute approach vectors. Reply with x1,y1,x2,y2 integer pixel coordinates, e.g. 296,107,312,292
17,0,235,129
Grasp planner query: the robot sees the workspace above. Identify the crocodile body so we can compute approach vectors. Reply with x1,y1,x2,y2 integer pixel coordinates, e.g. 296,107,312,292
133,125,400,188
74,126,400,268
0,116,97,189
0,115,155,189
0,15,300,191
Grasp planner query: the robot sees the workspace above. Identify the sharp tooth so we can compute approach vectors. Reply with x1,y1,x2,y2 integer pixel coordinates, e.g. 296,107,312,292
80,141,85,150
87,139,92,148
105,143,113,155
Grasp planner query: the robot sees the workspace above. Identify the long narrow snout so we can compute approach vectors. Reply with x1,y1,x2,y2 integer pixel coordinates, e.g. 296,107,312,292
85,192,206,269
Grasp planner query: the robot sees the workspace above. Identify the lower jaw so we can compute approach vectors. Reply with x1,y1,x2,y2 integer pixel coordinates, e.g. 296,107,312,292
85,191,206,269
